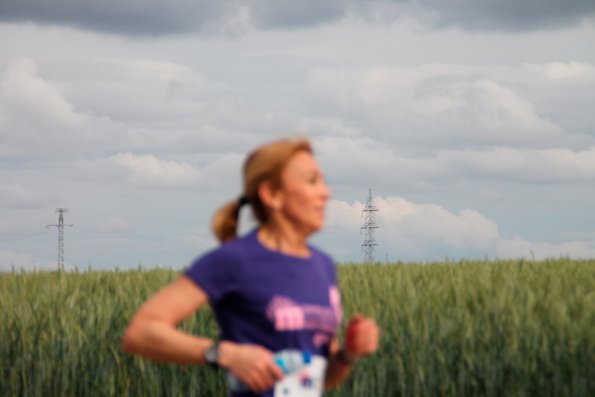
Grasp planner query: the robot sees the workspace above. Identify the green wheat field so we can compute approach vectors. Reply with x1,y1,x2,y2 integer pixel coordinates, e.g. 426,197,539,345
1,259,593,396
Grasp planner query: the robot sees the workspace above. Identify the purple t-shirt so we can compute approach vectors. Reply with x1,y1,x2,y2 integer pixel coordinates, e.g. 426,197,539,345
184,229,342,396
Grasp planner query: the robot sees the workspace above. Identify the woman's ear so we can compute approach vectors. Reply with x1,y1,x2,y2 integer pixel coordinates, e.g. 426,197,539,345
258,182,283,211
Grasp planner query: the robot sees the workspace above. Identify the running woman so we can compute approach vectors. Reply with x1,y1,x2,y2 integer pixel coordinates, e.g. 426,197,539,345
122,138,380,396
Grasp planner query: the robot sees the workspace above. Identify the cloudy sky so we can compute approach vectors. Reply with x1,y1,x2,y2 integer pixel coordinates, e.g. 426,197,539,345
1,0,594,271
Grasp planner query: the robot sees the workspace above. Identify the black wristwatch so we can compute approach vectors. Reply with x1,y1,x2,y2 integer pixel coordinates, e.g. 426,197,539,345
204,340,220,369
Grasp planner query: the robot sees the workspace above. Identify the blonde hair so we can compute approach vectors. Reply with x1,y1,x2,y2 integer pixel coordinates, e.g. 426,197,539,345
211,138,313,243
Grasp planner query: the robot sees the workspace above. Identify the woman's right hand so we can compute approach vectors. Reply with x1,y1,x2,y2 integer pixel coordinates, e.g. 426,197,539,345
219,341,285,393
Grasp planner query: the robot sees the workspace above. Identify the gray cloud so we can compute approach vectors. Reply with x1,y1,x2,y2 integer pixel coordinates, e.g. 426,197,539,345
407,0,595,32
249,0,346,29
0,0,236,36
1,0,594,36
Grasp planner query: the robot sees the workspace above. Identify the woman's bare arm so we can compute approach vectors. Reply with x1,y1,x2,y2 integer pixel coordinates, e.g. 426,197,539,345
121,275,284,392
121,275,213,363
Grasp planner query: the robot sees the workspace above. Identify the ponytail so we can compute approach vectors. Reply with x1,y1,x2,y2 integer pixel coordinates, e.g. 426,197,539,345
211,197,248,243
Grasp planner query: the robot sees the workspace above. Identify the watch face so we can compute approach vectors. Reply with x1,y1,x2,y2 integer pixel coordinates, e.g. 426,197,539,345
205,342,219,366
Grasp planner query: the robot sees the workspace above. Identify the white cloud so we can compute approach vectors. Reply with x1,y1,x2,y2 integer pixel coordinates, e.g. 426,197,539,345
437,146,595,183
0,56,301,162
95,216,134,233
75,59,207,122
90,150,245,193
307,65,593,149
317,136,404,186
0,250,69,272
132,60,206,88
317,136,595,194
525,61,595,80
1,57,81,126
497,238,595,260
375,196,500,252
0,249,35,271
177,227,218,253
0,57,128,159
326,196,595,261
0,181,45,208
326,198,364,230
99,152,203,189
0,57,228,161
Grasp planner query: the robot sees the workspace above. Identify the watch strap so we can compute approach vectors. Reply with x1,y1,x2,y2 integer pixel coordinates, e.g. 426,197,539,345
336,347,357,366
204,340,220,369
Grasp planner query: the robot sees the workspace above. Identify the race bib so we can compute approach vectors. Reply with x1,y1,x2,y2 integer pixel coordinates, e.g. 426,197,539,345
226,350,327,396
273,350,327,397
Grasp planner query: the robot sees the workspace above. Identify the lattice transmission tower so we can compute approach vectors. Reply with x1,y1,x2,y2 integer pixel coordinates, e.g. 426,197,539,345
46,208,73,271
360,189,379,263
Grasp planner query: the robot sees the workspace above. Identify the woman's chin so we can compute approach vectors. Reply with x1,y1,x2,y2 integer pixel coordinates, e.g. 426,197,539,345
310,221,325,233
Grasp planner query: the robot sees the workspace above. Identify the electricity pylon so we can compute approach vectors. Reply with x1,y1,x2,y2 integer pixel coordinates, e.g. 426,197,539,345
360,189,379,263
46,208,73,271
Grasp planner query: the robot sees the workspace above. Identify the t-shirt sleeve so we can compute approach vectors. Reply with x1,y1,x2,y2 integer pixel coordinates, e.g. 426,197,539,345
184,247,238,305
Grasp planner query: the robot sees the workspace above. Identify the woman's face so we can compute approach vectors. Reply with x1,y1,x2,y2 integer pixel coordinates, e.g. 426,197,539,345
277,151,331,235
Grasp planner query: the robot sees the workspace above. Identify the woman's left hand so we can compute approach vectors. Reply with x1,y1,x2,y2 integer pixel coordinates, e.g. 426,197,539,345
344,314,380,359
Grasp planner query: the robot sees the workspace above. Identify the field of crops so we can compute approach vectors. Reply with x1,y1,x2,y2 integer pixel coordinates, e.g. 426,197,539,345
1,259,593,396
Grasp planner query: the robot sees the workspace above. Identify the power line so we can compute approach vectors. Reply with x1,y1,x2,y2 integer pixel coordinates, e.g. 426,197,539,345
0,231,50,244
360,189,379,264
46,208,73,271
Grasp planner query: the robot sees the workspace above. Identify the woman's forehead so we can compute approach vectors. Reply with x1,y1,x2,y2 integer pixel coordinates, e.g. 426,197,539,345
285,151,320,173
